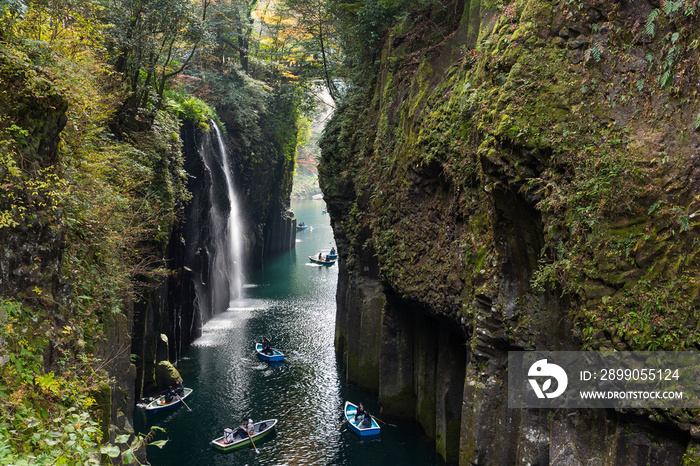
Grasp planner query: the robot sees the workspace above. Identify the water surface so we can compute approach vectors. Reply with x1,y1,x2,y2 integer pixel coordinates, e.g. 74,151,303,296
135,200,442,465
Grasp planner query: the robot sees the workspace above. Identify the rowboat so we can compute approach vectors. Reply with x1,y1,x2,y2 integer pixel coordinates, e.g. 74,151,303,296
309,255,335,266
255,343,285,362
211,419,278,452
326,253,337,261
296,223,308,230
344,401,380,436
145,388,193,414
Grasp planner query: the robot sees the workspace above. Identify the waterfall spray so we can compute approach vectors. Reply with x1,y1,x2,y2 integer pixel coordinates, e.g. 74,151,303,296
199,122,244,312
213,123,244,303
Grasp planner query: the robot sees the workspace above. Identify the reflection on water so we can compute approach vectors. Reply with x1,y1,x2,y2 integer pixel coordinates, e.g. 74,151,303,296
135,200,442,466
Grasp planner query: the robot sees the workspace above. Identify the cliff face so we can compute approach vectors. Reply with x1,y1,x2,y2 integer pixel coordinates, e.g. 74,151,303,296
320,0,700,464
0,48,138,458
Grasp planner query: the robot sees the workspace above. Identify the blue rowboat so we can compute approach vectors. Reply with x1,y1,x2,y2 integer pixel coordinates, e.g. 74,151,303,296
145,388,193,414
211,419,278,452
256,343,285,362
344,401,380,436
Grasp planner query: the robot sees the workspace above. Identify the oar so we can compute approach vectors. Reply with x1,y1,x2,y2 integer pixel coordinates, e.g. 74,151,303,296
371,415,396,427
248,431,260,454
176,394,192,412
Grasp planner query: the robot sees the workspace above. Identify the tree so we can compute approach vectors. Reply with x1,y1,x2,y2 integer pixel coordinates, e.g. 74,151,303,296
207,0,258,73
281,0,343,101
102,0,208,117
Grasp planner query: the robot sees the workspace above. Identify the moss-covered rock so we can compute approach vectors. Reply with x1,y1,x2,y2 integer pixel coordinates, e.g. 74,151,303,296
155,360,182,391
321,0,700,463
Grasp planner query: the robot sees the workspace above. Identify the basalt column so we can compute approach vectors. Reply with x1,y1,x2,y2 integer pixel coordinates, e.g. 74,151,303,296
343,277,384,390
435,329,467,463
377,295,467,464
378,295,416,415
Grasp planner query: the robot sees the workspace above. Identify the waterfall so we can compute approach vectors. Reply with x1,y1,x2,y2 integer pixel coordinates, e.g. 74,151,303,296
201,122,244,312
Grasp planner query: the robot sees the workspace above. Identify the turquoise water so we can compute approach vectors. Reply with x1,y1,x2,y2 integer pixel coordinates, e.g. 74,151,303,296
135,200,442,465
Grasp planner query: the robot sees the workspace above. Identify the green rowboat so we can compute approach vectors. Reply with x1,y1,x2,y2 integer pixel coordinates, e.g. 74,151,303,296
211,419,277,452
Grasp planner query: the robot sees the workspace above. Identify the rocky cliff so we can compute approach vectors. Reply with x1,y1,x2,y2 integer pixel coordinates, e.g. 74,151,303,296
320,0,700,464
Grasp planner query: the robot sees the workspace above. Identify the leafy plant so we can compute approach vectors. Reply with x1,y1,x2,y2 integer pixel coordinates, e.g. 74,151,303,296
101,426,168,464
0,299,104,464
164,90,222,132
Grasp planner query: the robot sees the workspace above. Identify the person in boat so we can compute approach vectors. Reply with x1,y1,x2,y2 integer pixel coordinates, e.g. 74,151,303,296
164,386,174,403
262,338,273,355
223,428,235,444
361,413,372,428
233,417,254,439
175,381,185,397
354,403,366,424
330,247,336,255
318,252,323,261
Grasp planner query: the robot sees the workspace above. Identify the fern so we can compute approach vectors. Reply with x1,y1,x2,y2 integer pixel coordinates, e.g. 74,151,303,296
695,112,700,130
664,0,682,15
645,8,660,37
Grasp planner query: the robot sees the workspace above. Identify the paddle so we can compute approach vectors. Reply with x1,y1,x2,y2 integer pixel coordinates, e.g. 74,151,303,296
371,415,396,427
248,431,260,454
176,394,192,412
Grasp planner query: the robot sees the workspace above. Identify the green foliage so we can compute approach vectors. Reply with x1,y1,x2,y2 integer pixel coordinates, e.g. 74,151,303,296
326,0,446,86
0,2,318,466
206,0,258,73
101,426,168,465
645,8,660,37
0,299,103,464
643,3,700,90
0,9,192,463
164,90,222,132
177,68,270,148
102,0,207,115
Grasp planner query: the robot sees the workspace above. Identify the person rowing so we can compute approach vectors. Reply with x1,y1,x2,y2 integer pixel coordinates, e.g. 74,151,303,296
262,338,274,355
233,417,254,439
354,402,366,424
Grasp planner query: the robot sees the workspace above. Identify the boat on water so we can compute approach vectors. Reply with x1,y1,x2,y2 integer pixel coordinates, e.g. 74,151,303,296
145,388,193,414
344,401,380,436
255,343,285,362
326,252,337,261
309,255,335,266
296,222,308,230
211,419,278,452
